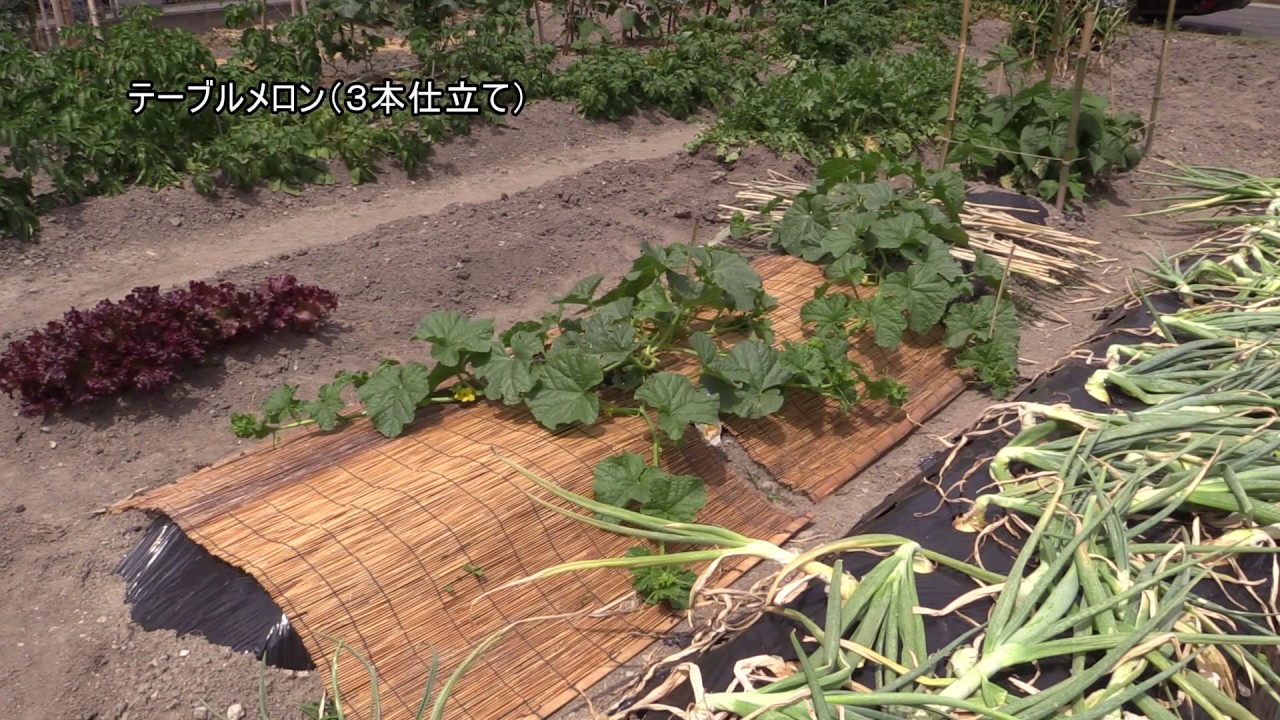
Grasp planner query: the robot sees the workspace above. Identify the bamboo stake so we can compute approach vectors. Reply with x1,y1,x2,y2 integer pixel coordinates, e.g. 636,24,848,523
938,0,974,170
27,0,40,49
988,240,1018,338
1144,0,1179,157
1044,0,1068,83
566,0,576,45
86,0,100,34
1055,10,1095,212
290,0,298,17
37,0,55,48
534,0,546,45
48,0,65,44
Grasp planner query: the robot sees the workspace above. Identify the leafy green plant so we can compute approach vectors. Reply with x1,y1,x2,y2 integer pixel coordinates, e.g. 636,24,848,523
1,0,977,241
946,80,1143,202
892,0,966,42
594,451,708,606
759,153,1022,397
0,176,38,241
553,18,764,121
231,240,911,441
693,47,986,161
766,0,899,63
407,11,557,96
0,10,222,208
765,0,963,64
228,237,952,606
0,6,444,240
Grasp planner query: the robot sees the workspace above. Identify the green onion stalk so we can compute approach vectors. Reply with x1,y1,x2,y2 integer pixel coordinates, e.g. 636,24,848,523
714,465,1278,719
963,406,1280,530
1141,237,1280,306
950,434,1280,720
484,448,1280,720
1158,307,1280,345
1132,196,1280,316
1131,162,1280,218
1086,337,1277,405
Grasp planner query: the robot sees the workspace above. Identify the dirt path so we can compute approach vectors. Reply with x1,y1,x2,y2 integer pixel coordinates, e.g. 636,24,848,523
1,20,1278,720
0,105,704,336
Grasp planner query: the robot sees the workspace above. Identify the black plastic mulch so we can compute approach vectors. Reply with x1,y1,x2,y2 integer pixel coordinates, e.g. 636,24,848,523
116,517,314,670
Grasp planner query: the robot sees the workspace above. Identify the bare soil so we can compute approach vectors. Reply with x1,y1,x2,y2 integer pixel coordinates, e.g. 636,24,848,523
1,19,1278,720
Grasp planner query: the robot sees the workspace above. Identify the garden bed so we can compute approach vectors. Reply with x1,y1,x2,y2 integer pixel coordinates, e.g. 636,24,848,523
1,10,1279,720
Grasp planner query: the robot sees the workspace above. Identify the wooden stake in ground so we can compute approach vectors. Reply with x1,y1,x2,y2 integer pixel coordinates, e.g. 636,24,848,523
85,0,100,34
27,0,39,49
938,0,974,170
1044,0,1068,83
36,0,55,49
1144,0,1179,157
988,238,1019,339
533,0,546,45
1055,9,1095,212
48,0,65,45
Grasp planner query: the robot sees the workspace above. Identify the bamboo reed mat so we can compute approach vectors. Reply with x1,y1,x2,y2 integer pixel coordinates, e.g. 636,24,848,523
667,255,967,501
110,253,963,720
113,405,807,720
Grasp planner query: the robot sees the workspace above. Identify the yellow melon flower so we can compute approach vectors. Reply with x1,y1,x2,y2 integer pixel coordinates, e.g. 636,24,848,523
453,385,477,403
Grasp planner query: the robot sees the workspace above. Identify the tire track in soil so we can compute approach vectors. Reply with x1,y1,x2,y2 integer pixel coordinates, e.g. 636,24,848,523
0,122,702,337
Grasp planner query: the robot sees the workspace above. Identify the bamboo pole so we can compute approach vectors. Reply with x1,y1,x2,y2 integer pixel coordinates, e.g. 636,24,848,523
28,0,40,49
1044,0,1067,83
85,0,100,32
938,0,974,170
290,0,298,16
534,0,546,45
1055,9,1095,212
48,0,65,43
1144,0,1179,157
37,0,55,48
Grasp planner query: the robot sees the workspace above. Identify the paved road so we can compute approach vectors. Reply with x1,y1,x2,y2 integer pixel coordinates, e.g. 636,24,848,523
1178,2,1280,40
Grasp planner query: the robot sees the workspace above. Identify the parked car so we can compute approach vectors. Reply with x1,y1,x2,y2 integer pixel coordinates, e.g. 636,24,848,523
1128,0,1251,21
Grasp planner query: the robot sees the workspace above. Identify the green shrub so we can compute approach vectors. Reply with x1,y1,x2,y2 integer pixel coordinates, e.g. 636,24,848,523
695,48,987,160
947,80,1143,201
